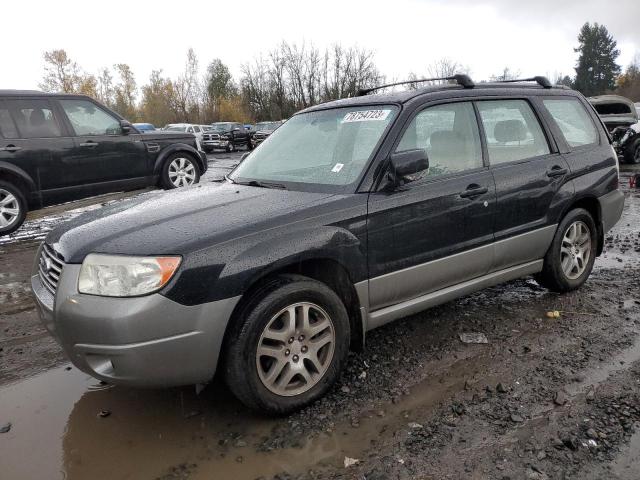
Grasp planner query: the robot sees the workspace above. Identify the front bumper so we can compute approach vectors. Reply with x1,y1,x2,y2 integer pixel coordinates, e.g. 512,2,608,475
203,140,229,149
31,260,240,387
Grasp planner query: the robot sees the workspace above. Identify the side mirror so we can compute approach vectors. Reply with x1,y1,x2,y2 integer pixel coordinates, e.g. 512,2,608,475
120,120,132,135
388,149,429,187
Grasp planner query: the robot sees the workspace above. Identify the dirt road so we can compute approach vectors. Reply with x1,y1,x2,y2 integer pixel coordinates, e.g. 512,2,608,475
1,161,639,480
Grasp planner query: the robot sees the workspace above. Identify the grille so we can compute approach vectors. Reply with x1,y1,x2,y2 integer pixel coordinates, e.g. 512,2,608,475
38,244,65,295
254,133,267,140
203,133,220,141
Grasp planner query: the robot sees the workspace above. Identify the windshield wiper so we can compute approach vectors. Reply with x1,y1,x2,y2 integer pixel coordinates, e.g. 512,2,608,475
226,176,287,190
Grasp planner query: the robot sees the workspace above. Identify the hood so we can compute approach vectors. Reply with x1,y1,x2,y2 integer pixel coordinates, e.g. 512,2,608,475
47,182,336,263
139,131,195,141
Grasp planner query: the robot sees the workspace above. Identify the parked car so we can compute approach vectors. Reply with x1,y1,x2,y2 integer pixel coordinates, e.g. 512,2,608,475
249,121,284,148
588,95,640,164
0,90,207,235
163,123,205,150
133,122,156,132
32,76,623,414
202,122,251,152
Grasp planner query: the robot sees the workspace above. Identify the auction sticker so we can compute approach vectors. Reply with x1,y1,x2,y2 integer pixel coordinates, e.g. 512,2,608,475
342,109,391,123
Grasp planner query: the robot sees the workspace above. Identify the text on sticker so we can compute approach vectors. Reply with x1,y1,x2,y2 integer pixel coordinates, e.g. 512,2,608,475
342,110,391,123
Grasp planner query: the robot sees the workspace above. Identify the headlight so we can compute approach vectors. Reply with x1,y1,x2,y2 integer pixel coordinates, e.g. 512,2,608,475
78,254,181,297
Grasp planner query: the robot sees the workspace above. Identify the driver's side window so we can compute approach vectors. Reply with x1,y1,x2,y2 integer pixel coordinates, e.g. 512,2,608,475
396,102,483,178
59,99,122,136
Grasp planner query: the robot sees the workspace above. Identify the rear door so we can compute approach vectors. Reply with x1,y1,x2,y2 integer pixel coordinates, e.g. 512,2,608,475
475,98,572,271
56,98,148,185
367,101,496,311
1,98,75,205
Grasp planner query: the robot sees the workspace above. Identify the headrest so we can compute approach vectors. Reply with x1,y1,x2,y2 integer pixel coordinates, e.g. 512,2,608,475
30,109,46,126
494,120,526,143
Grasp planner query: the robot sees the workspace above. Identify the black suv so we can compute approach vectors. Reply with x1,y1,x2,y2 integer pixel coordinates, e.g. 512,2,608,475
0,90,207,235
32,76,624,414
202,122,251,152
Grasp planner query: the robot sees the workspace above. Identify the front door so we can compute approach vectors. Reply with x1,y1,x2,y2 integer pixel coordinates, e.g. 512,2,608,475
56,98,148,186
367,101,496,311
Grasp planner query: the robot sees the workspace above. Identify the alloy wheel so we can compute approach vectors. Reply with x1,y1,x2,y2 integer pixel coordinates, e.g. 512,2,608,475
560,220,591,280
0,189,21,229
168,157,196,187
256,302,335,397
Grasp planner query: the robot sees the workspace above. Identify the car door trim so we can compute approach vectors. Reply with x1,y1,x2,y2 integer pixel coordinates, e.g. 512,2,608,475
366,259,543,330
363,224,557,329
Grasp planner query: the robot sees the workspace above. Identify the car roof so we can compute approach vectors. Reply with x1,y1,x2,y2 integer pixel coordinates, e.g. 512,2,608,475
0,89,91,98
300,83,575,114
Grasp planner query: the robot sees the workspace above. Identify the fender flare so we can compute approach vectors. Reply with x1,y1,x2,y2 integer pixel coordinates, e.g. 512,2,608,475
0,161,37,192
201,226,368,309
153,143,205,175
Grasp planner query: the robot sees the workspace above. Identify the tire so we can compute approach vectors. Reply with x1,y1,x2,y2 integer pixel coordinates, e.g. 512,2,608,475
535,208,597,293
226,141,235,153
624,137,640,165
0,180,27,236
160,152,200,189
248,139,255,150
203,146,213,154
223,274,350,415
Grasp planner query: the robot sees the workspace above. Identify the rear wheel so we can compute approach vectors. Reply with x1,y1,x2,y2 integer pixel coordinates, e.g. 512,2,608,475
535,208,597,292
224,275,350,415
160,153,200,189
0,181,27,236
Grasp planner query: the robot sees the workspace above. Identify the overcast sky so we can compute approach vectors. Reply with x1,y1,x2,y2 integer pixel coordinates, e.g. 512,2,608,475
4,0,639,90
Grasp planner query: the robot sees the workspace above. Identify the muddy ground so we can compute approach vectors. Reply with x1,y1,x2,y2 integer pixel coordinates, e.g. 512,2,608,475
1,158,639,480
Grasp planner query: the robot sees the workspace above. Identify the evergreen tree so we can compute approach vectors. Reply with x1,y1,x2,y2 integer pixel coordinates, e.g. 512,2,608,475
573,23,621,96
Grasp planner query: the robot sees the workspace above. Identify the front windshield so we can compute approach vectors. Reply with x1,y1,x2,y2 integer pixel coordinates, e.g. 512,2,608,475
212,123,233,132
230,105,398,189
256,122,281,131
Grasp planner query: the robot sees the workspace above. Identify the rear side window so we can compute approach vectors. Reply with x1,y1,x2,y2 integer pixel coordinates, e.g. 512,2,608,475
396,102,483,177
5,99,62,138
476,100,550,165
0,108,19,138
542,98,598,148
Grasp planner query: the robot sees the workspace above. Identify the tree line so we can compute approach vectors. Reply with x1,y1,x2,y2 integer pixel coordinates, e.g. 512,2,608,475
39,25,640,127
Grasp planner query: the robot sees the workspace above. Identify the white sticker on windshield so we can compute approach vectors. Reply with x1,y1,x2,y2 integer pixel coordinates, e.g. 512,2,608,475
331,163,344,173
342,109,391,123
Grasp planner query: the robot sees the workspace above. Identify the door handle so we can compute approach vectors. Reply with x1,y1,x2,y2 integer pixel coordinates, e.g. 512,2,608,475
79,141,99,148
460,185,488,198
0,145,22,152
546,166,568,178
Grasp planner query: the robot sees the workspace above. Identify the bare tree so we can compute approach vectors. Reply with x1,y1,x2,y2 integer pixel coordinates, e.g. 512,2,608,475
113,64,137,120
39,49,87,93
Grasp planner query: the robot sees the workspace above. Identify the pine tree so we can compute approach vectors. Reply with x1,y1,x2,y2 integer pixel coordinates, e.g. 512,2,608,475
573,23,621,96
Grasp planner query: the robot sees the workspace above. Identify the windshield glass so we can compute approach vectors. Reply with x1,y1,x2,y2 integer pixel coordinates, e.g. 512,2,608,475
230,105,397,190
256,122,281,131
165,125,186,132
211,123,233,132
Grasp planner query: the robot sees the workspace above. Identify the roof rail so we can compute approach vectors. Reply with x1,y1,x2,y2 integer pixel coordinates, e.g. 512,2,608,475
495,76,553,89
357,74,474,96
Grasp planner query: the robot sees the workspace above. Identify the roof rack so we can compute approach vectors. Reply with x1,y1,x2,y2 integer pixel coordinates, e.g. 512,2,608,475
357,74,475,96
495,76,553,89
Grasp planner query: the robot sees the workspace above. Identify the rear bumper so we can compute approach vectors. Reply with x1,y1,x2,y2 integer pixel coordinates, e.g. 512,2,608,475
31,263,240,387
598,189,625,233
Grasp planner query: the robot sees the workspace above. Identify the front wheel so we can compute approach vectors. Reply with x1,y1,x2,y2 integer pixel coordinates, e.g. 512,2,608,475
535,208,597,292
160,153,200,189
226,141,235,153
223,275,350,415
0,181,27,236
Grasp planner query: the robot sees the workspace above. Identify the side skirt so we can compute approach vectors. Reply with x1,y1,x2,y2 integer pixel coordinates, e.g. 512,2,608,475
366,259,543,331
